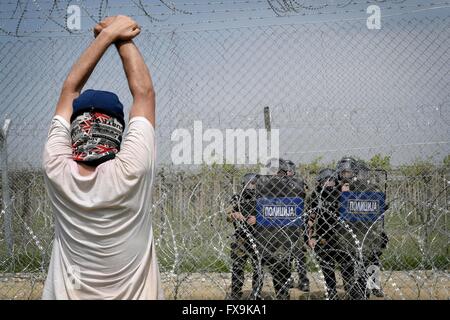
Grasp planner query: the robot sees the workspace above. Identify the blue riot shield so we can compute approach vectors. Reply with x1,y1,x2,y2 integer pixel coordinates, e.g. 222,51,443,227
253,176,306,260
339,191,386,222
256,197,304,227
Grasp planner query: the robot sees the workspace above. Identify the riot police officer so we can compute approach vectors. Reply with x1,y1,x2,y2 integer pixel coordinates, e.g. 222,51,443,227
307,168,358,299
336,157,387,299
284,159,310,292
251,158,307,299
227,173,260,300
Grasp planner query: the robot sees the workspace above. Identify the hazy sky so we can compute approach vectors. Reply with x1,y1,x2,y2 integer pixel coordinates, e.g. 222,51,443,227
0,1,449,168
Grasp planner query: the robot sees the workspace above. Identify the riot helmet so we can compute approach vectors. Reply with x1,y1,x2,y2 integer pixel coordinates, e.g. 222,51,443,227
336,156,358,181
356,160,370,181
285,159,296,176
265,157,294,176
317,168,337,187
242,173,258,190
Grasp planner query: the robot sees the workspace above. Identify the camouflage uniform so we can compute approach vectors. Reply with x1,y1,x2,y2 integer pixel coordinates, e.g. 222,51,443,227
307,168,357,299
227,178,261,300
253,174,306,300
336,158,388,299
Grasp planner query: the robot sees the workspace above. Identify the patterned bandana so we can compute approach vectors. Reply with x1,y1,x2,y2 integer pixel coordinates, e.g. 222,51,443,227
71,111,124,166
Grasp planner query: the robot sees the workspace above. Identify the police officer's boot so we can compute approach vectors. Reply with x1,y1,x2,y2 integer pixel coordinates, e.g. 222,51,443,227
296,258,310,292
230,268,244,300
298,280,310,292
297,271,310,292
250,277,264,300
371,288,384,298
276,289,290,300
228,292,242,300
287,277,294,289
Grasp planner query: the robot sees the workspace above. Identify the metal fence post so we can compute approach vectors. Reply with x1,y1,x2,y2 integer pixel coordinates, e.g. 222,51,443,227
263,106,271,170
1,119,13,260
264,106,271,138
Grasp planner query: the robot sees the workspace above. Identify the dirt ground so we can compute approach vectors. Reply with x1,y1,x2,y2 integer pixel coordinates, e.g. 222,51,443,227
0,271,448,300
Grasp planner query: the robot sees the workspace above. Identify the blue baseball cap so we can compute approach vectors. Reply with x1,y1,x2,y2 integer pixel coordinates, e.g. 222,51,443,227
71,89,125,127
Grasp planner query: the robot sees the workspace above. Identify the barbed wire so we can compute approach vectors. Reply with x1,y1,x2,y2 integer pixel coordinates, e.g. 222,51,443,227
0,3,449,300
0,1,448,37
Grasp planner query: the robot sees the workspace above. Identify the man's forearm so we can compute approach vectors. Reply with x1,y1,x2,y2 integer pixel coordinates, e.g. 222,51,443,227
62,32,114,94
115,40,154,99
115,40,155,125
55,32,114,121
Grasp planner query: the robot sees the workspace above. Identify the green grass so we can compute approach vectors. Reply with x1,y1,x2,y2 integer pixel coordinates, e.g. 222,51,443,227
1,167,448,274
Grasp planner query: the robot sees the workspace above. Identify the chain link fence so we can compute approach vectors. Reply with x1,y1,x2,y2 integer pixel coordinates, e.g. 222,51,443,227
0,2,449,300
